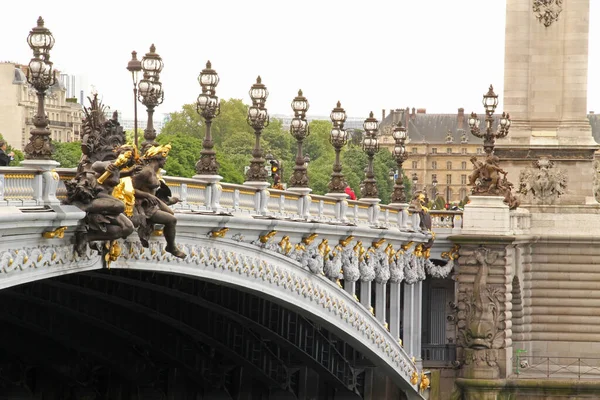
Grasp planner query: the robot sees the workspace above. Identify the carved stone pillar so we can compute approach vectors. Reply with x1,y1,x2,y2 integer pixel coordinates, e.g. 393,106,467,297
452,243,516,379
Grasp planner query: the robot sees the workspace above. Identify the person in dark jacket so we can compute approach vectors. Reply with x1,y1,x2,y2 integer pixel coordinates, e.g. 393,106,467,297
0,141,15,166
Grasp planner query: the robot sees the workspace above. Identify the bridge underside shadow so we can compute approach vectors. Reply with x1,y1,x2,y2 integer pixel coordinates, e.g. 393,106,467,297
0,270,410,400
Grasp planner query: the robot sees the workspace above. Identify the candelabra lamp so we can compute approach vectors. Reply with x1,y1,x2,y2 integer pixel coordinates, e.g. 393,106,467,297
195,61,221,176
468,85,511,157
327,101,348,193
138,44,164,153
24,17,56,160
390,120,408,203
245,76,269,183
360,112,380,199
288,90,310,189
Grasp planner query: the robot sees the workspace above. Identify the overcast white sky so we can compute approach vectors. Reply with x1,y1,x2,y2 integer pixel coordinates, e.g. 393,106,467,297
1,0,600,120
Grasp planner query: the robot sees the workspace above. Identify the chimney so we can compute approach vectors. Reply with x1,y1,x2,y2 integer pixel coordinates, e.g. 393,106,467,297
417,108,426,114
382,109,386,121
457,107,465,129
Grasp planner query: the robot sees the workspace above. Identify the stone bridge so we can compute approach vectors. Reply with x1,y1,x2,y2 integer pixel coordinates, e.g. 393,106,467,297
0,166,462,399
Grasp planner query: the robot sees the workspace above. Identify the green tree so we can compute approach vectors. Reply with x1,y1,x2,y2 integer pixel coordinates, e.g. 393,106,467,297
53,141,82,168
156,132,203,178
160,104,204,139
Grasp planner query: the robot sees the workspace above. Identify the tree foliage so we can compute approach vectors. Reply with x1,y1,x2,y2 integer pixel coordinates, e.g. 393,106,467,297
53,141,82,168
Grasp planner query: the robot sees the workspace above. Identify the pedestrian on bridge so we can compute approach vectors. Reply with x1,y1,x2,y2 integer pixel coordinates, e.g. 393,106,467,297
0,141,15,166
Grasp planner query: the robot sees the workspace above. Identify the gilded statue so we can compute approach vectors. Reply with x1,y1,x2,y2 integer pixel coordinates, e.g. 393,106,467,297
132,144,185,258
64,96,138,256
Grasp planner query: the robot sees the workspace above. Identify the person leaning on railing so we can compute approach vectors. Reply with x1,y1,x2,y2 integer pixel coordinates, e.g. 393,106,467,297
0,141,15,166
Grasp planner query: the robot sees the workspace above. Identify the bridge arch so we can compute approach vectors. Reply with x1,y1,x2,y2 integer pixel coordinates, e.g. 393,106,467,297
112,236,419,394
0,235,422,399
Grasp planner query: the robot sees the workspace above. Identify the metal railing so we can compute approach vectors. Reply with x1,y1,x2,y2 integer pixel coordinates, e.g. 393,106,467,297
514,356,600,379
422,344,456,364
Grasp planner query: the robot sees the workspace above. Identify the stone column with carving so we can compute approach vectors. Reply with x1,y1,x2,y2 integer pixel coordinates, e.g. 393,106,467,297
453,244,515,380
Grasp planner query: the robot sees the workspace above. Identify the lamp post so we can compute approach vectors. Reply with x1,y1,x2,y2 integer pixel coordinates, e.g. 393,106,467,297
412,173,419,194
468,84,511,156
138,44,164,153
195,61,221,176
327,101,348,194
432,175,438,202
245,76,269,183
390,119,408,203
127,51,142,149
289,90,310,189
360,111,380,199
24,16,56,160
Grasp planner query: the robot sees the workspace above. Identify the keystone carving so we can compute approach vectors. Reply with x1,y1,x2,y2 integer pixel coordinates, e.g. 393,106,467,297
518,157,567,205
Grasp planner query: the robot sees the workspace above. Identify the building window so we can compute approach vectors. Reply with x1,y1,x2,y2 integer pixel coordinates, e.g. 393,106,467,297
461,175,467,185
447,161,452,170
447,148,452,154
462,148,467,155
412,147,418,154
432,174,437,183
461,161,467,170
412,161,418,169
432,161,437,169
460,188,467,200
477,148,483,155
432,148,437,154
446,174,452,184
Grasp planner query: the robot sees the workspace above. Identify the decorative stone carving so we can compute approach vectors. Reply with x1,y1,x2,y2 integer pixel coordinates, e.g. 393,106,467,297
457,248,504,350
533,0,563,28
593,160,600,203
518,157,567,205
426,244,459,279
0,243,98,276
469,155,520,209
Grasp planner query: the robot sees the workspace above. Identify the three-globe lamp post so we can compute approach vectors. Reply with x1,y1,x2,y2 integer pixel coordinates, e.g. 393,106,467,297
138,44,164,153
24,17,56,160
245,76,269,183
195,61,221,176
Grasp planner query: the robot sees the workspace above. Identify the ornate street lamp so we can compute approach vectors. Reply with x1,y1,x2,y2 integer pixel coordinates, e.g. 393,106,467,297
361,112,380,199
390,120,408,203
289,90,310,188
24,16,56,160
432,175,438,201
468,84,511,156
327,101,348,193
138,44,164,153
412,173,419,194
195,61,221,176
126,51,142,149
245,76,269,183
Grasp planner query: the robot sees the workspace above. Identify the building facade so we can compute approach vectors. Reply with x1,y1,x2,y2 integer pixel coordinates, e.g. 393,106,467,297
0,62,83,150
379,107,485,204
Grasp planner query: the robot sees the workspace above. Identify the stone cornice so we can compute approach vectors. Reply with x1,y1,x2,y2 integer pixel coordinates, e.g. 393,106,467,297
494,147,598,161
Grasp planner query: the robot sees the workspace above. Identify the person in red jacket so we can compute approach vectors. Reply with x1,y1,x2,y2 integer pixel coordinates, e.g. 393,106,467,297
345,185,356,200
